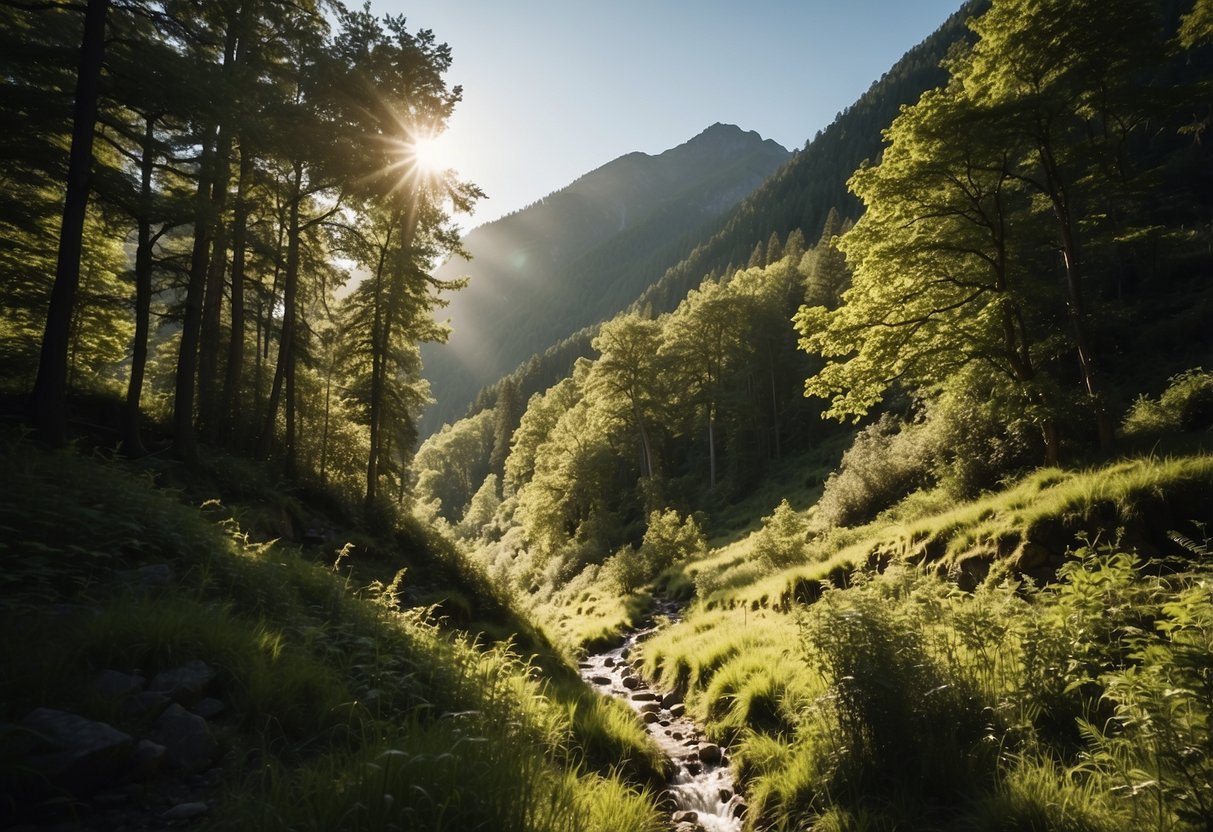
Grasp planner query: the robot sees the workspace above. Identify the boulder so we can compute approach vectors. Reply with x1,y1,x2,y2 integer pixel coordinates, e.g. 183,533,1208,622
91,670,145,698
192,698,225,720
660,691,682,709
698,743,722,765
642,711,660,724
621,676,640,690
130,739,166,780
590,675,612,686
162,801,210,821
637,702,660,714
155,704,218,773
150,660,215,704
672,810,698,824
21,708,134,797
122,690,171,719
631,692,659,702
603,657,615,668
670,703,686,718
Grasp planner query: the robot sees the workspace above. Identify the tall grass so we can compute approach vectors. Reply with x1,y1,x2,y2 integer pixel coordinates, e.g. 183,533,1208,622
0,433,667,831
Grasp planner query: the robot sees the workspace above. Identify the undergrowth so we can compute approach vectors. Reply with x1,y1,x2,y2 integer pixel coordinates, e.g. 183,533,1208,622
0,433,666,831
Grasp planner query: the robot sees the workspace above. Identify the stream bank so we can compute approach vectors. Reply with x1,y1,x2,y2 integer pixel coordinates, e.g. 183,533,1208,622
578,600,744,832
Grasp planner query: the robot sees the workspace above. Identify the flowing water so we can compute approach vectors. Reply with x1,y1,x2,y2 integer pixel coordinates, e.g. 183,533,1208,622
579,601,744,832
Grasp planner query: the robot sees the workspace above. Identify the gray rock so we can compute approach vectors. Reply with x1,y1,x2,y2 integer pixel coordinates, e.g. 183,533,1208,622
661,691,682,708
191,697,225,720
91,670,145,698
21,708,134,797
670,703,686,718
122,690,171,718
673,810,699,825
131,739,165,780
150,660,215,703
155,704,218,773
698,743,722,765
162,801,209,821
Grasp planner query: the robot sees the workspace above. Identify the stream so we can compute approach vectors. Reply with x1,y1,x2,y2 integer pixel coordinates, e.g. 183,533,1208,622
578,600,744,832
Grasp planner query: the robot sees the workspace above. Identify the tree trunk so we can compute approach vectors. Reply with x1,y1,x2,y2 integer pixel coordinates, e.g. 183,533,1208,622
1037,139,1114,451
221,143,252,445
122,113,157,457
29,0,109,445
194,21,238,436
258,160,302,462
173,123,218,464
365,219,398,512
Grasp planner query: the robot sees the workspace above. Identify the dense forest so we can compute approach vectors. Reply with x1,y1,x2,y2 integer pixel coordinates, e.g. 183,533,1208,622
5,0,1213,830
419,123,790,435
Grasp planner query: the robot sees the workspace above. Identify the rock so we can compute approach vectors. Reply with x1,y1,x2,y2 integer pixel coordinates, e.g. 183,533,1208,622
150,660,215,704
590,675,611,686
684,761,702,776
131,739,165,780
671,731,683,740
91,670,145,698
21,708,134,797
192,698,225,720
621,676,640,690
659,719,670,727
660,691,682,708
719,787,732,802
577,662,592,670
619,648,630,660
162,801,209,821
631,692,659,702
732,796,748,818
1017,542,1051,570
698,743,722,765
638,702,660,714
120,563,175,590
155,704,218,773
670,703,686,718
122,690,171,719
642,711,659,724
673,810,699,824
603,657,615,668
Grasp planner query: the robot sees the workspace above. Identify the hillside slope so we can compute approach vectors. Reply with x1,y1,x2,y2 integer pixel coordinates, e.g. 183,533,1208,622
420,123,789,433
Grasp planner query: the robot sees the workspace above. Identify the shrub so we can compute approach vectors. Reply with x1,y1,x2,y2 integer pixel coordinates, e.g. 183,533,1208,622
752,499,809,569
1123,367,1213,438
815,413,933,527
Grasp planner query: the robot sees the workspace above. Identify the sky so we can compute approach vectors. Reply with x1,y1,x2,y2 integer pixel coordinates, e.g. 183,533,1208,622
377,1,964,229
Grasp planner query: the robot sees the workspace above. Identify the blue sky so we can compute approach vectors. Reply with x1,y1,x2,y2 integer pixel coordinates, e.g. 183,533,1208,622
379,1,963,227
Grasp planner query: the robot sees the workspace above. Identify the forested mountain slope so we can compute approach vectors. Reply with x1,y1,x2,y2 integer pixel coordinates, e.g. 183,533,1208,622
459,0,988,425
420,123,790,434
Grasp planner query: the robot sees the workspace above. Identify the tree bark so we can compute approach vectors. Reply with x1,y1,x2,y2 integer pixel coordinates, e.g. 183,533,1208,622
173,124,218,464
257,160,302,462
122,113,157,457
29,0,109,445
220,143,251,445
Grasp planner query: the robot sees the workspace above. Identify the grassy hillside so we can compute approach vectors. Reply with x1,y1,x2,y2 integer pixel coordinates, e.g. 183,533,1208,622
0,431,668,830
602,449,1213,831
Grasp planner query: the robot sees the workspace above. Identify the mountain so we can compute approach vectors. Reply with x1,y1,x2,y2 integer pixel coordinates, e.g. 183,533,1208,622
461,0,986,423
420,123,790,434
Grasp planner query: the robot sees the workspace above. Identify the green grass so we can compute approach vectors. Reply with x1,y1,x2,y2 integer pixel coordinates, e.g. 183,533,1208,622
0,432,667,830
620,451,1213,831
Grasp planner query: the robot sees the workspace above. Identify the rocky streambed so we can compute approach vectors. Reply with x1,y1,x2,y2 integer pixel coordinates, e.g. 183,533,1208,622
579,601,744,832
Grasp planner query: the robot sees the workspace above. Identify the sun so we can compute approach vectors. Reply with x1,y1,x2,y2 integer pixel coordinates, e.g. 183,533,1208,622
408,130,450,178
